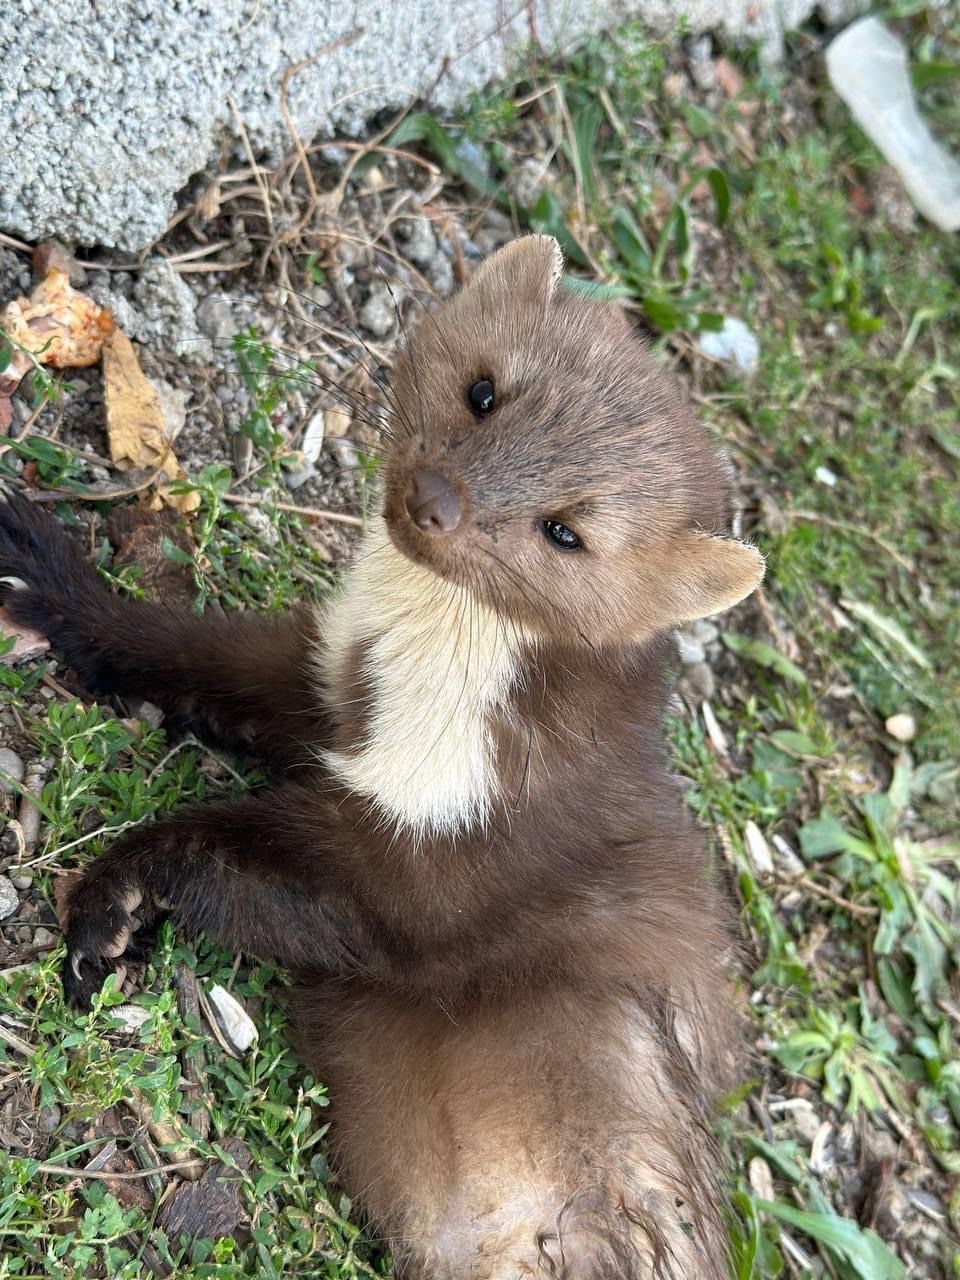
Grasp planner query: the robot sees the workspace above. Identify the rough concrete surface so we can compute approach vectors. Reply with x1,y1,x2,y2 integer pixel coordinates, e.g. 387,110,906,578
3,0,865,252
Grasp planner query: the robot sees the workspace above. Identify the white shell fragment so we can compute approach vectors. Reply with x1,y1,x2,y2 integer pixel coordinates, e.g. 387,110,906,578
744,821,774,878
701,700,729,757
205,983,258,1054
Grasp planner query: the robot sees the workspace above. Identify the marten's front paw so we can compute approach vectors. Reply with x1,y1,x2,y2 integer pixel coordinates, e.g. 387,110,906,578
0,487,104,652
62,877,154,1008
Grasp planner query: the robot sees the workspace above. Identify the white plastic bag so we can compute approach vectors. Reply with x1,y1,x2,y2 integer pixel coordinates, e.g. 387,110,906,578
826,17,960,232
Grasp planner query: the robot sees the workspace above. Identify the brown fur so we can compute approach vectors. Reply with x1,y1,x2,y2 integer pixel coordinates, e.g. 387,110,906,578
0,235,764,1277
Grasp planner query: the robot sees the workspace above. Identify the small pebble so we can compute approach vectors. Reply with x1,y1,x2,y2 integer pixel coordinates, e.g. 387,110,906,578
397,215,438,269
195,294,238,345
11,874,33,891
788,1100,822,1143
0,875,19,920
814,465,838,487
358,284,396,338
129,700,164,731
37,1104,61,1135
33,927,57,949
905,1188,947,1221
885,713,916,743
690,619,719,645
675,631,705,665
0,747,25,794
428,252,455,297
684,661,716,700
284,464,316,491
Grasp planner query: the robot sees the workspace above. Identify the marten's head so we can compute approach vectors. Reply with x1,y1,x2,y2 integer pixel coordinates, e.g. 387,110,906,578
380,235,762,647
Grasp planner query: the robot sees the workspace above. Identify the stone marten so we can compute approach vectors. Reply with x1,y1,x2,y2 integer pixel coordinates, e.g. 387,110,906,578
0,235,764,1277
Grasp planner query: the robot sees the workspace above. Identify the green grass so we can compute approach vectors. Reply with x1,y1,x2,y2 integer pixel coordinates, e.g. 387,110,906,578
2,11,959,1277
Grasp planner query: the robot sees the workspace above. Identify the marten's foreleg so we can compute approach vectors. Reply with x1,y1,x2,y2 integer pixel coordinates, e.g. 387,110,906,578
0,490,328,763
62,782,366,1007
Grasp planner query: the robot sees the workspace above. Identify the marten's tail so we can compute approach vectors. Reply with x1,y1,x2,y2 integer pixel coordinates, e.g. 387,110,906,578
299,980,734,1280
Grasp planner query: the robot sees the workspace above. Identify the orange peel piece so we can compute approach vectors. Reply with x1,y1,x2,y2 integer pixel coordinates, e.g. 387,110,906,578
1,268,115,381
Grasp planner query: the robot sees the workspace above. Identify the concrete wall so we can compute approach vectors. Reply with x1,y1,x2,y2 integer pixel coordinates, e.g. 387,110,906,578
2,0,862,252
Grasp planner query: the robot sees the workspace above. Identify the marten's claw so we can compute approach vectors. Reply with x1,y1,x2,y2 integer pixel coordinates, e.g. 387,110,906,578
62,881,153,1009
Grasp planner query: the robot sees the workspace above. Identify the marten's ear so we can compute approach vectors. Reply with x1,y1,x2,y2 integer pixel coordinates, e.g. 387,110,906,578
660,533,764,624
468,235,563,307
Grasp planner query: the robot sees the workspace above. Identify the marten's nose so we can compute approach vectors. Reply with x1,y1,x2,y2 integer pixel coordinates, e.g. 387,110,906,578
404,470,461,534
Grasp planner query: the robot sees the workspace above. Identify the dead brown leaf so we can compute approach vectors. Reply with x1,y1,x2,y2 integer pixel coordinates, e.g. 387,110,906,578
107,507,196,609
82,1107,154,1214
51,872,83,929
160,1138,252,1243
102,330,199,515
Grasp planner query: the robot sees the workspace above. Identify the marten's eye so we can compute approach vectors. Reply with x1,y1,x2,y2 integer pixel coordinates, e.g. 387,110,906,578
466,379,495,416
543,520,582,551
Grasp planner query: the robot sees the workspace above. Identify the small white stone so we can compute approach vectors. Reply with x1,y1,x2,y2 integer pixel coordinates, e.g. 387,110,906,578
814,465,838,487
358,285,395,338
0,748,25,794
129,700,164,731
690,619,719,645
684,661,716,701
885,713,916,743
0,876,19,921
675,631,705,665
